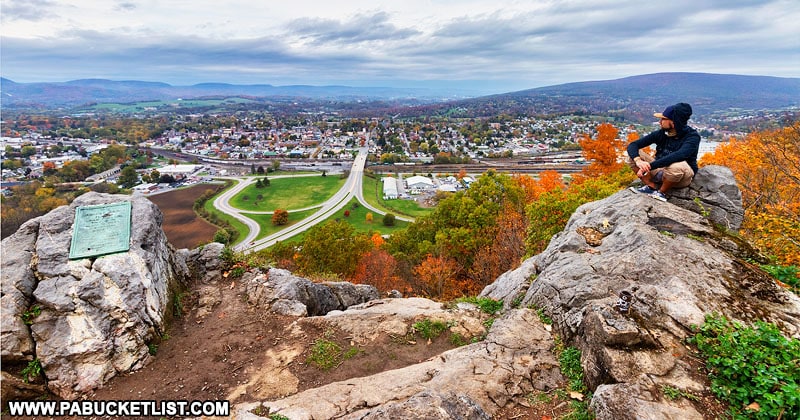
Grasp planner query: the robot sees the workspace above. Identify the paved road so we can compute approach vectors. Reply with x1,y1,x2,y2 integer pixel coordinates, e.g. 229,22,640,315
212,173,322,247
237,147,368,252
214,147,416,253
212,177,261,246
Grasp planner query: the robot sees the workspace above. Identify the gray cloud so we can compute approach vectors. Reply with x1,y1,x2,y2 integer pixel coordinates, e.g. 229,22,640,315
0,0,58,22
1,0,797,92
115,2,137,12
288,11,420,44
0,30,374,85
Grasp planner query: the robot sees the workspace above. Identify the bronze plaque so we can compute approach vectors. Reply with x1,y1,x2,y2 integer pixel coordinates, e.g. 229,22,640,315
69,201,132,259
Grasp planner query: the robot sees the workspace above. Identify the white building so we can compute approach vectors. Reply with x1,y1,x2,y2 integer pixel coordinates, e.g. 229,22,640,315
157,164,202,175
382,177,398,199
406,175,435,191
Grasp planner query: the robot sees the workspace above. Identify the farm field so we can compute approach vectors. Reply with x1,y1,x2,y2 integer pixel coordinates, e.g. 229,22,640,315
86,97,256,113
147,184,220,249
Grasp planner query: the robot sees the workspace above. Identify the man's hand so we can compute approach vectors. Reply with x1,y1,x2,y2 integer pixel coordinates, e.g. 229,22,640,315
635,159,651,177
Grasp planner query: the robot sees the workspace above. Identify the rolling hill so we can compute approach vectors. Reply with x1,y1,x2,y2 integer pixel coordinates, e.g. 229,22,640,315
0,78,450,109
403,73,800,121
2,73,798,120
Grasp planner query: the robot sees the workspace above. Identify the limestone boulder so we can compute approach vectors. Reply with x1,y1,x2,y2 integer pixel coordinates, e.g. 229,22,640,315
1,192,190,398
591,381,703,420
234,308,563,419
323,297,489,344
480,186,800,419
245,268,379,316
669,165,744,230
345,390,491,420
0,219,40,362
177,241,225,283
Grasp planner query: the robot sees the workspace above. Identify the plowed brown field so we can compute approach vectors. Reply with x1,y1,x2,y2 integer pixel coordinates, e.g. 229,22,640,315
147,184,220,249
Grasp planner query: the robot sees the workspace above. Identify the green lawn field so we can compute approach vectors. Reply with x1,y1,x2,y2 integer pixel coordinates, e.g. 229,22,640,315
230,175,345,212
244,208,318,241
199,175,417,249
329,197,409,235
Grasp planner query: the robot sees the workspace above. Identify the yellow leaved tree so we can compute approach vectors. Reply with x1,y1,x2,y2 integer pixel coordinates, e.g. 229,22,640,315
701,122,800,266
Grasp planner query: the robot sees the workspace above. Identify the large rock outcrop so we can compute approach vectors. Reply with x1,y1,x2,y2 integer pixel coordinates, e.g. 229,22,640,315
234,300,563,419
1,192,189,398
3,165,795,420
244,268,380,316
481,183,800,418
669,165,744,230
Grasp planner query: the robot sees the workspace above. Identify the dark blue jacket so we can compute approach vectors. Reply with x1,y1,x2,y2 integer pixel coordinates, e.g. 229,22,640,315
627,125,701,174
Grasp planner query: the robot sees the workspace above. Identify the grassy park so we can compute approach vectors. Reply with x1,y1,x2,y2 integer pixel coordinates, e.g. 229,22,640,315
265,197,412,246
331,198,409,235
230,175,345,212
244,208,318,241
191,173,423,249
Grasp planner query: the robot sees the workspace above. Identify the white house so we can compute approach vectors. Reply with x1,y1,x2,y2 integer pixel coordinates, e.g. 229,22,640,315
382,177,398,199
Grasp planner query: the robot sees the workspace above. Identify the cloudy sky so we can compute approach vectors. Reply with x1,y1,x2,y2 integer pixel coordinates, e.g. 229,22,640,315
1,0,798,94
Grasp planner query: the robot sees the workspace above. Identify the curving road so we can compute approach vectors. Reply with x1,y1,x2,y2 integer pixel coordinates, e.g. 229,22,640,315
214,147,414,254
212,173,322,248
212,177,260,246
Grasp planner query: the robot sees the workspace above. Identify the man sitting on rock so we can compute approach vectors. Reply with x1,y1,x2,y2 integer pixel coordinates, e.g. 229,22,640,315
627,102,701,201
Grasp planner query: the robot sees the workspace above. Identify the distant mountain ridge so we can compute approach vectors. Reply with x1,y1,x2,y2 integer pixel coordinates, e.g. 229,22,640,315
419,73,800,121
2,73,798,119
0,78,453,108
516,72,800,111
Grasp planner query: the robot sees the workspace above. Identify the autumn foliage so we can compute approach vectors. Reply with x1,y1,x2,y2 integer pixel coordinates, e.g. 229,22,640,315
244,121,644,302
576,123,632,178
413,254,464,299
271,209,289,225
1,182,69,239
701,122,800,265
352,249,411,294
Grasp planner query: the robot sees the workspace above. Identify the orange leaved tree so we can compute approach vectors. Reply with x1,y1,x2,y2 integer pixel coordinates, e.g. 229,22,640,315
513,170,565,204
353,249,411,294
271,209,289,225
413,254,462,299
469,203,528,287
701,122,800,265
577,123,630,178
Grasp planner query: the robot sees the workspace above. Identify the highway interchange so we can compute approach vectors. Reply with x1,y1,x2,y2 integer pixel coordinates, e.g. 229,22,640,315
213,147,412,253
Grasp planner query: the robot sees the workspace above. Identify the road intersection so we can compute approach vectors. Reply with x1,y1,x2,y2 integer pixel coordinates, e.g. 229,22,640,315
212,147,413,253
